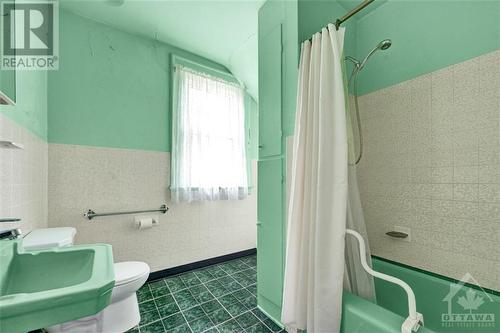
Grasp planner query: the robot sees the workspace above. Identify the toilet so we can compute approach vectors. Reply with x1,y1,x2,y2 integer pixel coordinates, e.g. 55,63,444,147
22,227,150,333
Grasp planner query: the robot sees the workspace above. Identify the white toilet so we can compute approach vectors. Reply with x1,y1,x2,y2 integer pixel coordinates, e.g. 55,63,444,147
22,227,150,333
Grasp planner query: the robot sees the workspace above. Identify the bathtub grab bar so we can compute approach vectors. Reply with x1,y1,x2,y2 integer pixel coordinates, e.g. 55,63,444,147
346,229,424,333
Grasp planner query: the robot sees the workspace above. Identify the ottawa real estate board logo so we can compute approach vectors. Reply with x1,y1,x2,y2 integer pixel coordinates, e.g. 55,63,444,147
1,1,59,70
442,273,496,331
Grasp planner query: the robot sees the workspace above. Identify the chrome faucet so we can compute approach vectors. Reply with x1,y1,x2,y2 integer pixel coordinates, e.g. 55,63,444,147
0,228,22,240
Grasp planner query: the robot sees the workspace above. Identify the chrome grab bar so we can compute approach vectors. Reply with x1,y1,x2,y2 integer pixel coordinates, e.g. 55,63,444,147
0,218,22,223
346,229,424,333
84,204,168,220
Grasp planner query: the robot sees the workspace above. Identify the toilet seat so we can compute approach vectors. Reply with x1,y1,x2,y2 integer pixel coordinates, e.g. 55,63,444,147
114,262,150,286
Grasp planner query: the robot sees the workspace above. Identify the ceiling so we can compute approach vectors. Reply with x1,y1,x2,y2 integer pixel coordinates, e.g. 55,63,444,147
60,0,265,100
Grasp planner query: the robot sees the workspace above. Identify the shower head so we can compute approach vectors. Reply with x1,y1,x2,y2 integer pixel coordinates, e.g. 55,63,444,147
378,39,392,50
358,39,392,70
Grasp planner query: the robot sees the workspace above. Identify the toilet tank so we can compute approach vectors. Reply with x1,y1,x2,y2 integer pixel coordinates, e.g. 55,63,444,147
23,228,77,251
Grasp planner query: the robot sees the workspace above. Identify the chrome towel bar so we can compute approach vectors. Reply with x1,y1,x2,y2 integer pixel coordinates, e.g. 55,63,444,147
84,204,168,220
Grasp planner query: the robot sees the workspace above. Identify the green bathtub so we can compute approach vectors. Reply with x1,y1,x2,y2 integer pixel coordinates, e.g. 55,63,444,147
368,257,500,333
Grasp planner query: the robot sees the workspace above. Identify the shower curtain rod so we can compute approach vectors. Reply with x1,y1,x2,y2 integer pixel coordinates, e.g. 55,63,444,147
307,0,374,41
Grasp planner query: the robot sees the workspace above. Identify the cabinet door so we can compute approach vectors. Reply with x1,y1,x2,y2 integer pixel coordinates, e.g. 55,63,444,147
257,158,283,310
258,24,282,158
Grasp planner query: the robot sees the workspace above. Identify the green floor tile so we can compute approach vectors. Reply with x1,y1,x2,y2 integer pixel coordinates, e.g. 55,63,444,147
184,276,202,287
163,312,187,330
225,280,243,292
158,302,180,318
188,314,215,333
251,310,282,332
152,286,171,298
240,256,257,267
246,322,272,333
201,300,223,314
155,294,176,307
189,284,209,295
235,311,260,329
149,279,168,290
246,285,257,295
142,255,279,333
140,309,161,325
231,289,252,301
140,320,165,333
140,300,157,314
183,305,206,322
167,323,192,333
203,328,218,333
218,294,239,308
207,308,231,325
217,319,243,333
178,295,199,310
194,290,215,303
138,289,153,303
240,295,257,309
207,266,228,278
223,301,248,317
167,276,188,292
231,260,250,271
262,319,282,332
240,269,256,278
194,269,214,283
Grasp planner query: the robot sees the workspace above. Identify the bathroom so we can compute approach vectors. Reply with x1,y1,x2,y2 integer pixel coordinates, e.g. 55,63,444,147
0,0,498,332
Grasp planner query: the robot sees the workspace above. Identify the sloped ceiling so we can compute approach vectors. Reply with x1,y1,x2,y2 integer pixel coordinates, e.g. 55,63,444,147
60,0,264,100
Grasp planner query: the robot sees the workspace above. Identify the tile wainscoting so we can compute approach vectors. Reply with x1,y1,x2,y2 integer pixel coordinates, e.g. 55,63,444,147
0,113,48,234
48,143,257,272
357,50,500,290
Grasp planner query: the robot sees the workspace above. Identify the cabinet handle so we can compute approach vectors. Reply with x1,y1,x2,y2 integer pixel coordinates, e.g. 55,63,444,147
258,145,264,149
256,221,262,226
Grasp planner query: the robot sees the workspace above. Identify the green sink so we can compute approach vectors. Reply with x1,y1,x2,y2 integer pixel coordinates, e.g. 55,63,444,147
0,240,115,333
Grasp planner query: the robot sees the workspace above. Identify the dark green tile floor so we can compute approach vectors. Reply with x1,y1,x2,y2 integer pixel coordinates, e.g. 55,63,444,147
129,255,284,333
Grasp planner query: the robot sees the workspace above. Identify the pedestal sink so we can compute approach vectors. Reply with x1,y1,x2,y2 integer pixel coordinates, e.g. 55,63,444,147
0,240,115,333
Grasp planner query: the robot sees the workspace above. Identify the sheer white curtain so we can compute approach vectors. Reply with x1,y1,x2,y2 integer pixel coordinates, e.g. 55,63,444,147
171,66,248,202
282,25,348,333
344,95,376,301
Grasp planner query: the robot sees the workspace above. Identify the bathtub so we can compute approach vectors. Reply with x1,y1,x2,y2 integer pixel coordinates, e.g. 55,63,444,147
340,257,500,333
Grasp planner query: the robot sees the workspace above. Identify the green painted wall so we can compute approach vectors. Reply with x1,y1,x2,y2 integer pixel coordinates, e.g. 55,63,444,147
0,71,48,140
298,0,358,60
48,10,258,157
293,0,500,95
356,0,500,95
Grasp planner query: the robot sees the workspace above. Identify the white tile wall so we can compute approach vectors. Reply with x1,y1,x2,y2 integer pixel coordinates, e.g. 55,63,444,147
357,50,500,290
0,113,48,234
47,144,257,272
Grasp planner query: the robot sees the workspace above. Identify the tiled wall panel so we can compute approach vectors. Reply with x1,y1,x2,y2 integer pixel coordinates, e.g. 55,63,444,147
48,144,257,272
357,50,500,290
0,114,48,234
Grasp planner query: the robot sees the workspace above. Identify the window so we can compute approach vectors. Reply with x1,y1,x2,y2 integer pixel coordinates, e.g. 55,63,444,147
171,66,249,202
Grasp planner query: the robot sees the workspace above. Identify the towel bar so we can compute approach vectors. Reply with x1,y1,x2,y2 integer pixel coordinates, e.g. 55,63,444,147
84,204,168,220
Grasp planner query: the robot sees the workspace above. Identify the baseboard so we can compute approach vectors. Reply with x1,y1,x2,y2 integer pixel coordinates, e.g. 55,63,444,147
147,248,257,282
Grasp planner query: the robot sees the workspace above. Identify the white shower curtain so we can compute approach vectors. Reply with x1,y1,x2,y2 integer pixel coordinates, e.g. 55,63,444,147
282,25,348,333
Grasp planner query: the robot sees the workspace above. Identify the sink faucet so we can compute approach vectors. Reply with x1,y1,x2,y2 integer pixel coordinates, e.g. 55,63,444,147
0,228,22,240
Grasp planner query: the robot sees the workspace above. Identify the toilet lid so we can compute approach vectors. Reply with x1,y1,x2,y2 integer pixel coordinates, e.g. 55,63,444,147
114,262,150,286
